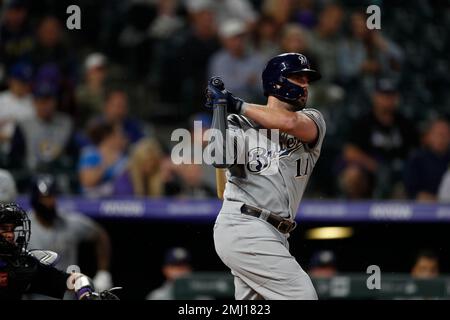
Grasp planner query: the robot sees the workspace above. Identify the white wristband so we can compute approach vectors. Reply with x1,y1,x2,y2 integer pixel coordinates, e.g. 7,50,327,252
240,102,249,114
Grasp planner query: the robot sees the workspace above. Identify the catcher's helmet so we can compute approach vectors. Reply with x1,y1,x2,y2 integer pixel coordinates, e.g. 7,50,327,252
262,53,321,105
0,203,31,257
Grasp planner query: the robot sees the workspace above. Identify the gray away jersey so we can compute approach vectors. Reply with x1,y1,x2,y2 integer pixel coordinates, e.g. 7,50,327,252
223,108,326,219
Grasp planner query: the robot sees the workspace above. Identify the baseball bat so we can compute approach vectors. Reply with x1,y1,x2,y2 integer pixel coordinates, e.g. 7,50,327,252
210,77,228,200
216,168,226,200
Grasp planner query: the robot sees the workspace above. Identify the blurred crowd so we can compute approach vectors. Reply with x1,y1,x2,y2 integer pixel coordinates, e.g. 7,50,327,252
1,0,450,201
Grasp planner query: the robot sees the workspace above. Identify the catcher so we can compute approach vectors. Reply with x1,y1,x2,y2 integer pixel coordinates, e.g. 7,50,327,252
0,202,118,300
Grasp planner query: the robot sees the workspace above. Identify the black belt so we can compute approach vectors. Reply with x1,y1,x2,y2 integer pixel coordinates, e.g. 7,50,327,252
240,204,297,234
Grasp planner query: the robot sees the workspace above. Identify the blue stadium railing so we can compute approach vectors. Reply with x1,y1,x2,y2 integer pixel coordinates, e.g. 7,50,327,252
16,196,450,223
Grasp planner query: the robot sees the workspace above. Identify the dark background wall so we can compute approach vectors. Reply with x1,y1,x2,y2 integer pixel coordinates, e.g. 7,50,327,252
78,219,450,300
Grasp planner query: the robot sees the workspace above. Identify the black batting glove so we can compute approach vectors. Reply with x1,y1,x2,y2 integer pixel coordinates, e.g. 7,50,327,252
226,91,245,115
205,76,245,114
205,77,227,109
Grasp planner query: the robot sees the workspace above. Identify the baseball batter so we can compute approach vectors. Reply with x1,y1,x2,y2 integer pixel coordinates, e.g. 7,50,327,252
205,53,326,300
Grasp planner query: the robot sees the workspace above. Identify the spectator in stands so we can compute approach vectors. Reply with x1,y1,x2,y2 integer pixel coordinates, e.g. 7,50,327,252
187,0,257,26
149,0,184,40
97,89,145,145
279,24,317,67
163,112,216,198
146,247,192,300
0,169,17,203
75,53,108,128
291,0,316,29
308,250,338,278
166,162,216,199
209,19,265,101
8,81,78,176
339,78,418,198
305,3,345,107
156,1,220,116
27,175,113,296
261,0,294,25
337,11,404,87
0,62,34,154
31,16,72,74
404,118,450,201
31,16,77,115
252,15,280,62
0,0,34,72
411,250,439,279
113,138,164,197
190,113,217,191
307,3,343,83
263,0,316,28
117,1,156,80
338,164,374,200
438,168,450,202
79,120,127,198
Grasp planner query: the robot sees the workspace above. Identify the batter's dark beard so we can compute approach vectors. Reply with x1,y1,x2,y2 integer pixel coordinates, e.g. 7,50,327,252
298,99,307,110
289,98,306,111
275,95,306,111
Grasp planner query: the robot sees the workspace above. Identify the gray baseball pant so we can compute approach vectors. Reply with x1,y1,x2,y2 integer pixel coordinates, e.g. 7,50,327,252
213,200,318,300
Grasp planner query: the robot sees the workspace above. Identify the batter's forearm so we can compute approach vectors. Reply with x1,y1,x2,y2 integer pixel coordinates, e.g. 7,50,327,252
79,166,107,187
242,103,296,131
242,103,317,142
343,145,378,172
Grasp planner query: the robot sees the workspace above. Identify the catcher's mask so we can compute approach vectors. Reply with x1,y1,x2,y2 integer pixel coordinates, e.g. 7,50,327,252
262,53,321,109
0,203,31,257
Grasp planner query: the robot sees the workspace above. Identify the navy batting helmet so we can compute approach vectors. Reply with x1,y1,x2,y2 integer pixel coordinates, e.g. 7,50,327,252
262,53,320,105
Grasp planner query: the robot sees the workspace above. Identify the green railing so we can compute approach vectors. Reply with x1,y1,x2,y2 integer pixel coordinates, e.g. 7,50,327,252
173,272,450,300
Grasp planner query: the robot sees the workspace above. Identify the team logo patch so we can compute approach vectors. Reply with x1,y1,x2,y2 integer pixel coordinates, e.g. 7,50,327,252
298,54,308,65
246,147,271,173
246,147,279,175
